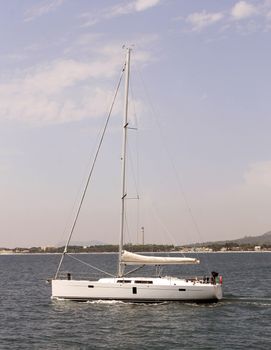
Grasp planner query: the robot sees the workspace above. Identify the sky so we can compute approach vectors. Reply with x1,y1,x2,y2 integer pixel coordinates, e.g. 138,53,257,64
1,0,271,248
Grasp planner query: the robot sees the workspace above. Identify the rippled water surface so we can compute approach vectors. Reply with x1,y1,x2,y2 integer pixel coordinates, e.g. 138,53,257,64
0,252,270,349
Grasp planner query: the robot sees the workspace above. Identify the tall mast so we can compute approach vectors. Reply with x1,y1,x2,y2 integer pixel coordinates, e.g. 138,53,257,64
118,47,131,277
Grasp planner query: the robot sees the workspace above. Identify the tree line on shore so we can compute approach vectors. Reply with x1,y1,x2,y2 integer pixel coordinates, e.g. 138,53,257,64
1,242,271,254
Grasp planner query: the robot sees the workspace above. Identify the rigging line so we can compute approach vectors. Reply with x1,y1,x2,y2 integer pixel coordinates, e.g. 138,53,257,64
136,68,211,273
129,74,140,196
123,148,139,245
127,77,141,244
124,206,132,244
126,79,140,198
149,198,178,250
58,99,118,248
126,117,140,245
66,254,115,277
54,65,125,279
123,264,145,276
129,69,138,128
127,141,140,199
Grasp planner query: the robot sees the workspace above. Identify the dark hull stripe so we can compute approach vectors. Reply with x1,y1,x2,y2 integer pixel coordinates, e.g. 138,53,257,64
53,296,219,304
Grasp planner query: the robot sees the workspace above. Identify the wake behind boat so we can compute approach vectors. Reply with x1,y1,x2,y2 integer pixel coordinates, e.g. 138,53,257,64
51,48,223,302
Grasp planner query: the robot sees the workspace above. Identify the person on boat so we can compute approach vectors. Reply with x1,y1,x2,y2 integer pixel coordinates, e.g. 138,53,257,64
211,271,218,284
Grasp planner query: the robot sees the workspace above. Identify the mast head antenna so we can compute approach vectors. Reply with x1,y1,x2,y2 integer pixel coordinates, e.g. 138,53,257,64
122,44,135,51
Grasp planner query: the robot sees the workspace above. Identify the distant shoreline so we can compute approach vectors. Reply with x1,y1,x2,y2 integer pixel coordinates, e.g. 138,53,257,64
0,250,270,256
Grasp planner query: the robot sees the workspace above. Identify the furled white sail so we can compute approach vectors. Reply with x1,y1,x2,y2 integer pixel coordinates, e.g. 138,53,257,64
121,250,200,265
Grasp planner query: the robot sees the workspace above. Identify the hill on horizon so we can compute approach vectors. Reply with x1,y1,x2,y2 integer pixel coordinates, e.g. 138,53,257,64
191,231,271,247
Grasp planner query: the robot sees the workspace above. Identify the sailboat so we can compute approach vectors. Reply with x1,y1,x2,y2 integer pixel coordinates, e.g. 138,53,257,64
51,48,223,302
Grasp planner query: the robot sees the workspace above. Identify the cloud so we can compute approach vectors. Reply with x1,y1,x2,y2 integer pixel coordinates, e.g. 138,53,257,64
80,0,161,27
0,44,153,126
244,161,271,188
108,0,161,16
184,1,271,33
0,57,122,125
231,1,257,20
24,0,65,22
135,0,161,12
186,10,224,31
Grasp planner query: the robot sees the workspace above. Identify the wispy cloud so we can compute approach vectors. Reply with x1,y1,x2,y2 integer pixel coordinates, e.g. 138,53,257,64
24,0,65,22
107,0,161,16
0,45,152,126
0,57,121,125
186,11,224,32
80,0,161,27
184,0,271,34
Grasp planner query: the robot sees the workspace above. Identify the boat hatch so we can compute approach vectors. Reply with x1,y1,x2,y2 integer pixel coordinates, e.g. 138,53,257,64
134,280,153,284
117,280,132,283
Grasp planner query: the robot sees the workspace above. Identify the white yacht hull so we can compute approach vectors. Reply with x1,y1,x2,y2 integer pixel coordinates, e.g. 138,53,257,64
52,277,222,302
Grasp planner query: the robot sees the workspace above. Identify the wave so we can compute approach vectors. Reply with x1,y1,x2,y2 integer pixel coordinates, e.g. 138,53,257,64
222,296,271,306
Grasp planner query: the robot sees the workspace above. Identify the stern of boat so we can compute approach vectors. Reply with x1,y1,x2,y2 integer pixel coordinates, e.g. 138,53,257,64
214,283,223,300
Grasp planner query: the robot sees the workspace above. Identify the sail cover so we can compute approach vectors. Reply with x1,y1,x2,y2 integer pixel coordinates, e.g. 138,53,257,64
121,250,200,265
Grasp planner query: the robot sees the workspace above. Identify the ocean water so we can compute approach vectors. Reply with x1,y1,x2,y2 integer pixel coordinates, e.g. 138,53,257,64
0,252,270,349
